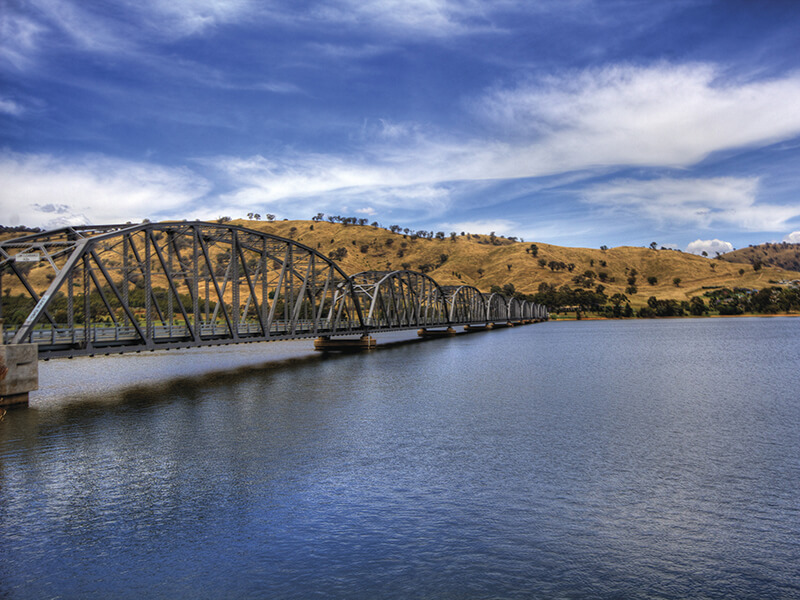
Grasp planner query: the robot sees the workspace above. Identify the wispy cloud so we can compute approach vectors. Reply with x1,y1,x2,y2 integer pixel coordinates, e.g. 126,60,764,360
0,152,211,227
187,63,800,230
0,97,24,116
133,0,256,37
582,176,800,232
471,63,800,175
0,11,47,70
309,0,497,37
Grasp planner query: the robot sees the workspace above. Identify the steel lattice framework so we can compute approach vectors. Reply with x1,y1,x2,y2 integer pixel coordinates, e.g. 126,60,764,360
0,222,364,358
1,222,549,358
440,285,487,324
349,270,449,330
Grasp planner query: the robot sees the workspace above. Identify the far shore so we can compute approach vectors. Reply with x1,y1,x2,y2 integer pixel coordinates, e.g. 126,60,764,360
548,312,800,321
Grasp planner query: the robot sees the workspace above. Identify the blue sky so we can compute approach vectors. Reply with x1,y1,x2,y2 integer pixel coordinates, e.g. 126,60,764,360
2,0,800,254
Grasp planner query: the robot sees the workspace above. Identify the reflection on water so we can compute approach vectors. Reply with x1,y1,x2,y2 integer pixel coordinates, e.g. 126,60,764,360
1,319,799,599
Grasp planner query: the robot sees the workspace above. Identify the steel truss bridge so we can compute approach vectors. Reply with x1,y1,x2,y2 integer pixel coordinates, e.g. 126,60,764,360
0,222,548,360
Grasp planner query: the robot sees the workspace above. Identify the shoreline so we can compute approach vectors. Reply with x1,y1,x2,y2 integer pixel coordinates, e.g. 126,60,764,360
548,312,800,321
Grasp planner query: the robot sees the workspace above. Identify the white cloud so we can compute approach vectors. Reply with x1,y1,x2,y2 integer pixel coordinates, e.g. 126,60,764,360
0,97,23,115
0,152,211,227
471,63,800,176
204,151,458,220
582,176,800,231
199,64,800,215
439,219,517,235
784,231,800,243
685,239,734,257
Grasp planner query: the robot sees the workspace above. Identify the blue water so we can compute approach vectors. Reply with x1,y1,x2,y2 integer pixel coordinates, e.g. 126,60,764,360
1,318,799,599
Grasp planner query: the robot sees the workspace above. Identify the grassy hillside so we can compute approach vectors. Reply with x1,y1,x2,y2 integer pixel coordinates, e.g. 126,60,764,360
720,242,800,272
230,219,800,308
2,219,799,311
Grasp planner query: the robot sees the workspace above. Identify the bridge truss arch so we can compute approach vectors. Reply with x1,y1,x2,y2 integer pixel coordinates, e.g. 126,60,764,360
348,270,449,330
0,222,365,358
486,292,509,323
440,285,487,324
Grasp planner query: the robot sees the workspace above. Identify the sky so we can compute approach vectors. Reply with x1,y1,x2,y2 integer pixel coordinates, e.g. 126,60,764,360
2,0,800,254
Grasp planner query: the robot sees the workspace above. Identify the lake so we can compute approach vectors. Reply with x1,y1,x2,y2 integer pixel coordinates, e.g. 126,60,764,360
1,318,799,599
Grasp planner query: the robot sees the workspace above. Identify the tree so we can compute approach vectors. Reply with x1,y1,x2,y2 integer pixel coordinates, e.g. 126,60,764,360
650,242,658,250
610,293,628,306
673,277,681,287
529,243,539,257
265,214,275,222
689,296,706,316
647,276,658,285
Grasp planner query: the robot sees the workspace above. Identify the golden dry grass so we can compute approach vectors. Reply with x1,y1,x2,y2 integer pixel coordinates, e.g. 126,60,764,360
3,219,799,309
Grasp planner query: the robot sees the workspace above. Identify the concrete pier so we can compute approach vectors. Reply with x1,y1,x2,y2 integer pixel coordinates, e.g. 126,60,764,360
314,334,376,351
417,327,457,338
464,323,492,331
0,342,38,408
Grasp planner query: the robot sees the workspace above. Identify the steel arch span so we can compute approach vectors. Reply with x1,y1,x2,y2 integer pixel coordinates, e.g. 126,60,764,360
0,222,365,358
348,270,449,330
1,223,550,360
486,292,510,323
440,285,487,324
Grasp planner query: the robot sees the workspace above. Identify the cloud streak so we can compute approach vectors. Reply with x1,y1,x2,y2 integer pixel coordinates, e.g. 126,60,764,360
0,152,211,227
582,176,800,232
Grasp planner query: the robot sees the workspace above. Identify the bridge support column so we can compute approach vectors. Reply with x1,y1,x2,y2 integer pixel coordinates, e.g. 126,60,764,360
314,334,376,351
417,327,456,338
464,323,492,332
0,341,38,408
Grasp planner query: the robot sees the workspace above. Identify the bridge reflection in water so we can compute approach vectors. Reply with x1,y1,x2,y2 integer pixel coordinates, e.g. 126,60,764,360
0,222,547,403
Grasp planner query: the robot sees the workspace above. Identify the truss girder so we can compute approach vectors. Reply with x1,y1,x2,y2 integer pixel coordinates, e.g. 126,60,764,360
440,285,487,324
1,222,365,357
350,270,449,329
1,224,549,358
486,293,509,322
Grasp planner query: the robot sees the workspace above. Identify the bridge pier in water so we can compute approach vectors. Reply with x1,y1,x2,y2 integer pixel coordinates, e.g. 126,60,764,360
417,327,457,338
0,332,38,407
314,335,377,352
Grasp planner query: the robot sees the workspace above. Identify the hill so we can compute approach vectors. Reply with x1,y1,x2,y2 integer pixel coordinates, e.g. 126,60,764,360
2,219,799,312
719,242,800,272
228,219,800,309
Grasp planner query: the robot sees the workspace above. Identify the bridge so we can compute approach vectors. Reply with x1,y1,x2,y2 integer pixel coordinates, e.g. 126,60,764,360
0,221,548,406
